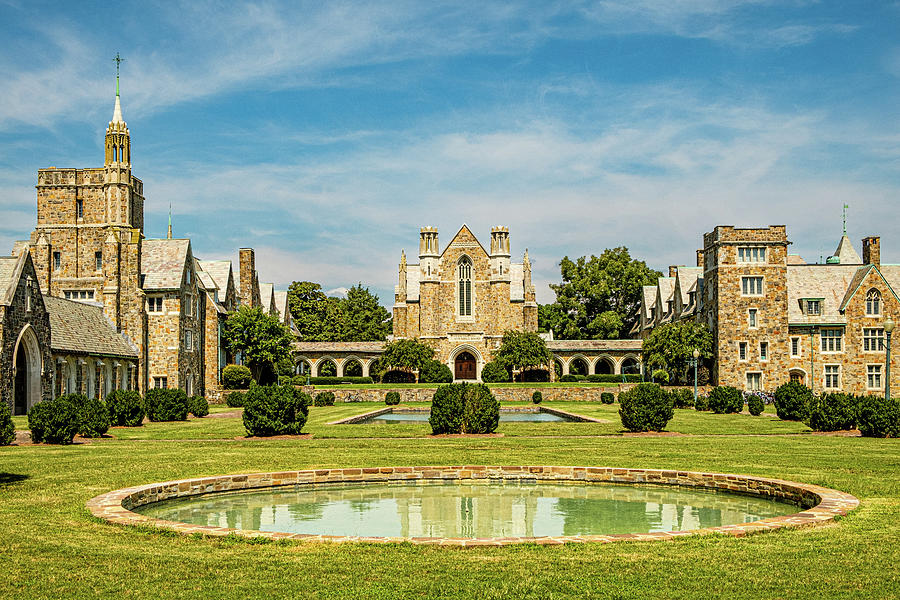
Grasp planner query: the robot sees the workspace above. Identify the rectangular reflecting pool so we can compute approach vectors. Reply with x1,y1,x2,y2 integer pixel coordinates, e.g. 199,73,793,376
342,407,594,424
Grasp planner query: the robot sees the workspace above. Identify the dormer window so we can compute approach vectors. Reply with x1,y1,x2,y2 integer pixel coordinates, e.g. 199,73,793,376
806,300,821,315
866,289,881,315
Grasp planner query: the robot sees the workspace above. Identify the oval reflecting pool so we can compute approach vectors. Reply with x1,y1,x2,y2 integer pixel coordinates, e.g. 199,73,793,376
133,480,800,538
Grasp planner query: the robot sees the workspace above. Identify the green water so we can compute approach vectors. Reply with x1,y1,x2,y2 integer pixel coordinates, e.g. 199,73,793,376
135,480,799,538
357,410,575,424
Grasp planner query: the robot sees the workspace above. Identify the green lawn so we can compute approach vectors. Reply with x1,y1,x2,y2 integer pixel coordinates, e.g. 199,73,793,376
1,403,898,599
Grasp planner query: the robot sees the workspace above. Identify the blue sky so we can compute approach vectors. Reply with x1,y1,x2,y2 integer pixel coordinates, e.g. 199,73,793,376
1,1,898,305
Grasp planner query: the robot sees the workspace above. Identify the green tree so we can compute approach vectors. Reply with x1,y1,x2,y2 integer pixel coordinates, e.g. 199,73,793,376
224,305,293,382
287,281,391,342
379,338,435,379
542,248,661,339
494,331,552,378
640,321,712,384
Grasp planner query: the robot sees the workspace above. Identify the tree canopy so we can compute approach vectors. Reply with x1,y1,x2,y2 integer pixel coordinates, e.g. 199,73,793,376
640,320,712,384
540,248,661,339
287,281,391,342
223,305,294,382
494,331,552,374
379,338,435,375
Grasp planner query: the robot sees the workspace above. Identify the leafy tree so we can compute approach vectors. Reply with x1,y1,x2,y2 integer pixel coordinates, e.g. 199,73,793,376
641,321,712,384
287,281,391,341
379,338,435,380
494,331,552,379
224,305,293,382
542,248,661,339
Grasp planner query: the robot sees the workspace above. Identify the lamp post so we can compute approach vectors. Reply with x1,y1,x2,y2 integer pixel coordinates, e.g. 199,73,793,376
885,317,895,400
690,348,700,403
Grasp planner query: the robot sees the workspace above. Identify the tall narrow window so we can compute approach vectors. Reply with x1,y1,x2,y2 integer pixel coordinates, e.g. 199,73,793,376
748,308,758,328
95,251,102,271
791,337,801,357
76,199,84,219
866,289,881,315
53,251,61,271
458,257,472,317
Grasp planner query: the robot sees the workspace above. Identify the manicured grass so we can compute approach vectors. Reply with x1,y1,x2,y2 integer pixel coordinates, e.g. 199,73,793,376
1,404,897,599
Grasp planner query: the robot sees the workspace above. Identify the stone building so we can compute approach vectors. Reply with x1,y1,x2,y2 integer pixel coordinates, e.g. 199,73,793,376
637,224,900,396
392,225,539,380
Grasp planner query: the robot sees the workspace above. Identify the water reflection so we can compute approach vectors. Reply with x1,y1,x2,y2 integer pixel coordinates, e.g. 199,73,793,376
136,481,798,538
358,411,574,424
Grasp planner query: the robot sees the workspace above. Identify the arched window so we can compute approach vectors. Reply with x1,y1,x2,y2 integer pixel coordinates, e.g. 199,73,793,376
458,257,472,317
866,289,881,315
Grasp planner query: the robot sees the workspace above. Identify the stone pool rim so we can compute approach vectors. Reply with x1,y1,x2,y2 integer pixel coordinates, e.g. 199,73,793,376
86,466,859,546
327,405,605,425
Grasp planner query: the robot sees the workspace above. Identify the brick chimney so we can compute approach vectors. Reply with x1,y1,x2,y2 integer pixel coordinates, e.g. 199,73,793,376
696,249,704,268
668,265,678,278
862,236,881,266
239,248,255,307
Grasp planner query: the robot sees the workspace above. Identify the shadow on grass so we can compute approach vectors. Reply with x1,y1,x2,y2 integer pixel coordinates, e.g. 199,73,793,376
0,473,30,487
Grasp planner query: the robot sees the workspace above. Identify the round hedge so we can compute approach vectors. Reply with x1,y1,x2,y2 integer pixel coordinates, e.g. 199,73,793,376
807,393,857,431
222,364,252,390
28,395,81,444
144,389,189,422
385,391,401,405
600,392,614,404
856,395,900,438
189,395,210,418
618,383,673,432
242,384,311,437
314,391,335,407
747,394,765,416
708,386,743,414
106,390,144,427
76,395,110,438
480,361,509,383
0,403,15,446
419,360,453,384
226,391,245,407
774,382,812,421
531,391,543,404
430,383,499,434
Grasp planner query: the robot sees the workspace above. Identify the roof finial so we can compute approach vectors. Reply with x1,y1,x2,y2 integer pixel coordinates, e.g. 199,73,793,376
842,203,849,236
111,52,125,123
167,203,173,239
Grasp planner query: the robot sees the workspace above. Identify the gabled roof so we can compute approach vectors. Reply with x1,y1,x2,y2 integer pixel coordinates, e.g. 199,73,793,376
0,253,27,306
838,264,900,312
832,235,862,265
641,285,656,321
674,267,702,306
198,260,233,295
142,239,190,290
259,283,275,313
43,296,137,359
273,291,290,323
194,258,217,293
441,224,489,258
786,265,858,324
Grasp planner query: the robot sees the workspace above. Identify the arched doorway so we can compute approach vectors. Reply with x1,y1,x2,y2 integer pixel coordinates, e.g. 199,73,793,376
13,326,42,415
454,352,476,380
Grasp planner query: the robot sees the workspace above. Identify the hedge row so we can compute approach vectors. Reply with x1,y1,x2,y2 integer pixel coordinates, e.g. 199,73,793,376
300,376,374,385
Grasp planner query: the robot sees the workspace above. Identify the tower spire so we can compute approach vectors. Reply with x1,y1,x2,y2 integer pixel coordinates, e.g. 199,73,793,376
842,203,849,236
111,52,125,123
167,204,173,239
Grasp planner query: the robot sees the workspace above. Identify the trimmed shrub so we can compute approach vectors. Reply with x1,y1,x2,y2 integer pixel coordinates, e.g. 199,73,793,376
189,395,210,418
0,403,15,446
708,386,743,414
600,392,614,404
381,370,416,384
307,376,374,385
694,395,710,411
28,395,81,444
559,374,579,382
76,395,110,438
144,388,189,422
672,388,695,409
774,382,812,421
419,360,453,384
277,375,292,386
314,391,336,407
532,391,543,404
856,396,900,438
651,369,669,383
222,365,252,389
618,383,673,432
747,394,764,416
385,391,401,405
291,374,307,386
480,361,510,383
226,391,245,408
430,383,500,434
585,374,642,384
807,393,856,431
242,384,311,437
106,390,144,427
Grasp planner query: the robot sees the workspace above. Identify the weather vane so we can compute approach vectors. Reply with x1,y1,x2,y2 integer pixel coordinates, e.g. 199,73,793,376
113,52,124,95
842,203,849,235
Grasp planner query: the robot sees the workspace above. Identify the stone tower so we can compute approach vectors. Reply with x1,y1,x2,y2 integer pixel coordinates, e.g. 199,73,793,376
700,225,789,388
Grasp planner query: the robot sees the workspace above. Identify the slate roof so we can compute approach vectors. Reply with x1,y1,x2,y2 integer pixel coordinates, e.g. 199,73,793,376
194,259,217,293
547,339,642,352
0,254,25,306
273,291,290,323
293,341,386,353
675,267,702,306
142,239,190,290
260,283,274,313
786,265,859,324
641,285,657,321
198,260,232,295
43,295,138,358
832,235,863,265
